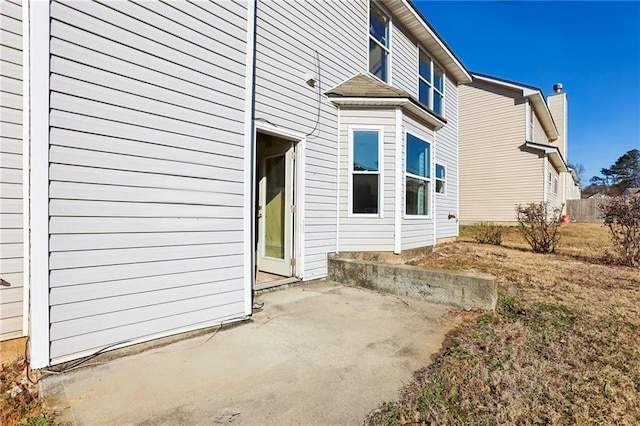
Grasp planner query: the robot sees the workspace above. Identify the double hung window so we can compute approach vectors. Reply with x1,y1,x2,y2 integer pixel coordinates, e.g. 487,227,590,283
369,2,390,82
351,129,382,215
405,134,431,216
435,164,446,194
418,50,444,116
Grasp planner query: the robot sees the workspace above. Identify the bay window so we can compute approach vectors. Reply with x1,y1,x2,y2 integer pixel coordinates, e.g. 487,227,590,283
351,128,382,215
405,133,431,216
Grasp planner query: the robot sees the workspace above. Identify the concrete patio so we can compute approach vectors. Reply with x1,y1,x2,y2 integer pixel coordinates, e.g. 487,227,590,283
40,281,463,425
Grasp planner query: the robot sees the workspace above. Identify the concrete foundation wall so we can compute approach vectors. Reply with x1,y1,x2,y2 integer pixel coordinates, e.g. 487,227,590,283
328,256,496,310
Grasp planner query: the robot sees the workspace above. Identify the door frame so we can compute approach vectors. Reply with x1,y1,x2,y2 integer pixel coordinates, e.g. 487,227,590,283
254,122,305,283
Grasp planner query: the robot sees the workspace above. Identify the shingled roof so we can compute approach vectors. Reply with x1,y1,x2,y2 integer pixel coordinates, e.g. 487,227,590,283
325,73,413,98
325,73,446,129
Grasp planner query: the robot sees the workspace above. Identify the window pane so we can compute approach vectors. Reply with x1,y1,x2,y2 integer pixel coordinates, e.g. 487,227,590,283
419,50,431,82
436,179,445,194
434,64,444,92
353,174,379,214
353,130,379,171
406,177,429,215
433,92,443,115
436,164,445,179
406,134,430,178
369,40,388,82
265,155,285,258
418,79,430,107
370,3,389,47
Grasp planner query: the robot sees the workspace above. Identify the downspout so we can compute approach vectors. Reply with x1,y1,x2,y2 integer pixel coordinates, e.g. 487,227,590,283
335,108,340,254
543,154,548,205
29,0,51,368
432,131,437,246
22,0,31,338
243,0,258,315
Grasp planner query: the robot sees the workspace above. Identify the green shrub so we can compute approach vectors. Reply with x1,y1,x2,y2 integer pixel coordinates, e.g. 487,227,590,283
515,202,562,253
470,222,503,245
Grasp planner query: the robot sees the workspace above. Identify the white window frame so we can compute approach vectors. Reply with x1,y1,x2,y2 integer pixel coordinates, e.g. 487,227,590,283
417,48,445,117
348,125,384,218
435,163,446,196
404,131,432,219
368,0,391,83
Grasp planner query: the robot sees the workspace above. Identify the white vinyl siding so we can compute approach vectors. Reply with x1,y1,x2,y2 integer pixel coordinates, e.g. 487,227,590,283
255,0,365,277
459,81,544,224
0,0,24,341
401,113,435,250
47,0,249,363
391,23,417,96
339,108,395,252
434,76,458,239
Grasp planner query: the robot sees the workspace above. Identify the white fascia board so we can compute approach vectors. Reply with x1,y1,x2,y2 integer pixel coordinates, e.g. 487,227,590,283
396,0,471,84
328,98,446,130
527,92,559,141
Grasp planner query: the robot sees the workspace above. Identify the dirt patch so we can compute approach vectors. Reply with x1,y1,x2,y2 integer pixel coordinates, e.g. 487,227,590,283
367,223,640,425
0,356,51,426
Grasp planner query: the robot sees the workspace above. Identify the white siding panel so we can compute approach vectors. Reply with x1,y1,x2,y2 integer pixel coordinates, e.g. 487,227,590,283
391,24,418,96
435,76,459,239
401,113,435,250
48,0,250,363
338,108,396,252
255,0,366,278
0,0,23,341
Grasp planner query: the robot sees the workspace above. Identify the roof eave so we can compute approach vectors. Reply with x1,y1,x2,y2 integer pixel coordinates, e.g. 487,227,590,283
327,97,447,130
525,141,567,172
386,0,472,84
526,92,559,141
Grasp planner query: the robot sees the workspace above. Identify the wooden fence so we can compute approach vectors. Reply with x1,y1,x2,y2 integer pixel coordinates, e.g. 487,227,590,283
566,199,605,222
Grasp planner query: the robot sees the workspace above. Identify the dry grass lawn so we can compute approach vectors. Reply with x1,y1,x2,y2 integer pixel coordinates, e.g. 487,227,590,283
367,223,640,425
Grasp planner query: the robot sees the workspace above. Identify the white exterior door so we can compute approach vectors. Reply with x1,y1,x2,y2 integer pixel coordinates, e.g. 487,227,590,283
257,143,295,276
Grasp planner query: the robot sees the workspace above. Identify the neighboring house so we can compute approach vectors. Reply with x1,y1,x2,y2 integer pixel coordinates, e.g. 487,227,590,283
458,73,580,224
1,0,470,368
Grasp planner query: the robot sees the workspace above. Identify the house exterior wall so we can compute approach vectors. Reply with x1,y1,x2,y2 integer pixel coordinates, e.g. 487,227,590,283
546,159,560,209
459,81,544,224
391,22,418,95
0,0,24,341
46,0,250,364
338,108,396,252
401,112,435,249
435,76,459,239
532,111,547,145
254,0,366,278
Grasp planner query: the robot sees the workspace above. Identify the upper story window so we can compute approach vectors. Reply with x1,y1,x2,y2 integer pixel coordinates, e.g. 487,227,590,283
418,50,444,116
405,133,431,216
351,128,383,215
369,2,390,82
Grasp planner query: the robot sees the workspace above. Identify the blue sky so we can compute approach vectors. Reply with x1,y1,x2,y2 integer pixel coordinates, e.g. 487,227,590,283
415,0,640,186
